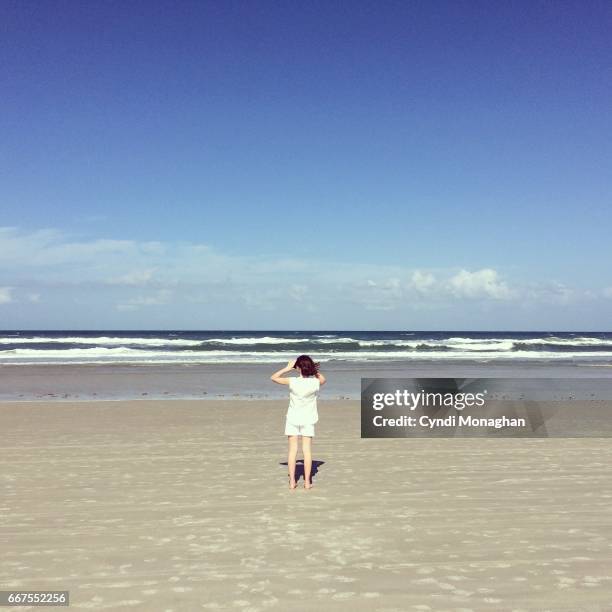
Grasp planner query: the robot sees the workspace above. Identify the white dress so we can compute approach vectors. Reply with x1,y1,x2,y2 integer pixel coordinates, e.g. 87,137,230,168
284,376,320,436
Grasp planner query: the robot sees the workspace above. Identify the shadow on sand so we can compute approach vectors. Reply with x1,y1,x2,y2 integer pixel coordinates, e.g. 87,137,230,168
279,459,325,484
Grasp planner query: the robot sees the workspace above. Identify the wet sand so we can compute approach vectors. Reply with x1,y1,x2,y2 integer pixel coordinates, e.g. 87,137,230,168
2,361,610,401
2,400,612,611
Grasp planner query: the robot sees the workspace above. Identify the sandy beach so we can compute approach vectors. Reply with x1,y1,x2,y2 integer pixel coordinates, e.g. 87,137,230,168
2,399,612,611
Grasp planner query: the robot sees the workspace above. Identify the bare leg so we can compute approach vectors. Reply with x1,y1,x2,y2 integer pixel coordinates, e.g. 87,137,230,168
287,435,298,489
302,436,313,489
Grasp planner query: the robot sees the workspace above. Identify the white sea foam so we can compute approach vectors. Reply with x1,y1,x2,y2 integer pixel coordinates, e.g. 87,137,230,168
199,336,307,344
0,347,228,358
355,338,515,351
2,333,612,365
3,334,612,349
445,336,612,347
0,336,203,346
2,347,612,365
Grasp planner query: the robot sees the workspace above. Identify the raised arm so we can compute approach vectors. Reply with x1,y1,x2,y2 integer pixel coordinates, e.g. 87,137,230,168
316,371,326,385
270,359,296,385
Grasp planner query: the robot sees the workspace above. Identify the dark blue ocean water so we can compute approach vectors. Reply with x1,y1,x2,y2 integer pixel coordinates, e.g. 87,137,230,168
1,330,612,365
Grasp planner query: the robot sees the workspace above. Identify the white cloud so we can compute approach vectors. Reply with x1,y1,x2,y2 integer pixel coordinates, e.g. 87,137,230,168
107,269,156,286
449,269,514,300
0,227,135,267
349,277,405,311
0,227,603,325
410,270,436,294
0,287,13,304
524,281,576,304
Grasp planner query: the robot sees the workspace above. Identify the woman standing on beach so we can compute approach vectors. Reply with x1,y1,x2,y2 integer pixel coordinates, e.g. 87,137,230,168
270,355,326,490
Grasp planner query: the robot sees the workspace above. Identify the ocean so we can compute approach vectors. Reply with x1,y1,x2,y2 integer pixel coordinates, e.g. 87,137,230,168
2,330,612,365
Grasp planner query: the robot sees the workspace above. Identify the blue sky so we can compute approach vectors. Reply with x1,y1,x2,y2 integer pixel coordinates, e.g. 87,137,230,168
1,0,611,329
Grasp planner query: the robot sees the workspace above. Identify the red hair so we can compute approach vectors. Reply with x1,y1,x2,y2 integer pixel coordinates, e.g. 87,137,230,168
294,354,319,377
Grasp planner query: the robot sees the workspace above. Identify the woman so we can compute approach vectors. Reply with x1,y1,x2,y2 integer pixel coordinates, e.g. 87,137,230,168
270,355,326,490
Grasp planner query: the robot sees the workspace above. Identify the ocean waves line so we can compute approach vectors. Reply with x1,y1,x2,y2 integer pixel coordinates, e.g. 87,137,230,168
1,332,612,365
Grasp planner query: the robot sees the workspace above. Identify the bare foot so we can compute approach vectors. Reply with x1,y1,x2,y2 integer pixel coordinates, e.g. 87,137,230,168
289,479,297,490
304,480,313,490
